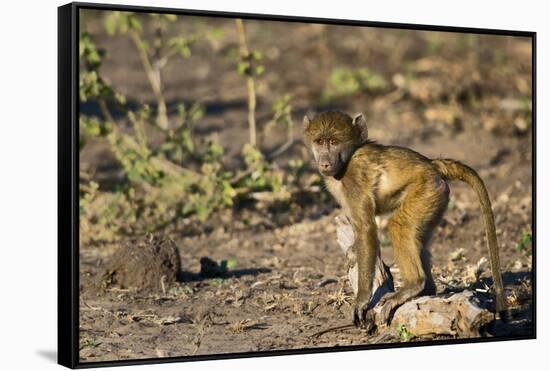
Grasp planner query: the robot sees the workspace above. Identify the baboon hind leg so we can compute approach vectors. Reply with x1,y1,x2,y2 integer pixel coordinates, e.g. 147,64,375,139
377,180,448,324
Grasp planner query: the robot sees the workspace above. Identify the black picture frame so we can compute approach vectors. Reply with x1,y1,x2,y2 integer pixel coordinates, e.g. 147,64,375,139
58,2,537,368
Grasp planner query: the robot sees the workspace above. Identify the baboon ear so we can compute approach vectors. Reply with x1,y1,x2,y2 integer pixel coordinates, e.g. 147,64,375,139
352,113,368,142
303,115,311,130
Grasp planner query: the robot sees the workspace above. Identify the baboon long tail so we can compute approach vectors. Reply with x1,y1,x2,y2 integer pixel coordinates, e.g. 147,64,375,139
432,159,506,315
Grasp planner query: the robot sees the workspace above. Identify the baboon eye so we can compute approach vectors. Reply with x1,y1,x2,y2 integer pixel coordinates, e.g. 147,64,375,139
315,139,324,145
329,139,339,146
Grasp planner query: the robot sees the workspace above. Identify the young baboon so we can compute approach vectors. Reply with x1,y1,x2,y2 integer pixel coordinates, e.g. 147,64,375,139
303,110,506,330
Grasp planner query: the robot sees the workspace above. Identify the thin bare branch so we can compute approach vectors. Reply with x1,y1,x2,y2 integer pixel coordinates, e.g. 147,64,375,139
129,30,170,131
235,19,257,146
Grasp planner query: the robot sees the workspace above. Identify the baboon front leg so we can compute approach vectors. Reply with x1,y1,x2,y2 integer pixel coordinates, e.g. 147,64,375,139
350,203,379,330
335,214,394,305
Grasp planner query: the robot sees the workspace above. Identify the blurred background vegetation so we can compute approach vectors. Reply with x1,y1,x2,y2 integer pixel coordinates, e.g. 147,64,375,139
78,10,532,247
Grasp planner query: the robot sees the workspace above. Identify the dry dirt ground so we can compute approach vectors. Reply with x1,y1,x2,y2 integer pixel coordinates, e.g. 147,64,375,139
78,13,533,363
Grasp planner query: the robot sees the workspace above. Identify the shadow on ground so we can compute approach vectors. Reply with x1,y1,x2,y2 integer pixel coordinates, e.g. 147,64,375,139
178,256,271,282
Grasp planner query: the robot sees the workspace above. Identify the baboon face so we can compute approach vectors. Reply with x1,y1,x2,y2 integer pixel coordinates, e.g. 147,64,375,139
303,111,368,177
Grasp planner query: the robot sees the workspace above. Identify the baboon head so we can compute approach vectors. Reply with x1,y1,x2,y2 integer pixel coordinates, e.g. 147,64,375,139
303,111,369,177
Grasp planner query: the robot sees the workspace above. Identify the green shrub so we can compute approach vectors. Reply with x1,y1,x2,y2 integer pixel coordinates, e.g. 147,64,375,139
323,66,388,102
78,18,316,244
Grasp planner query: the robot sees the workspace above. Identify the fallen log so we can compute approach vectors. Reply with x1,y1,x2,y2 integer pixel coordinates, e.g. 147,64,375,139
389,291,493,338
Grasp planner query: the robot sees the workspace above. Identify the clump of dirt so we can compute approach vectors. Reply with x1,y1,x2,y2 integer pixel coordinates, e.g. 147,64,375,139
99,236,181,292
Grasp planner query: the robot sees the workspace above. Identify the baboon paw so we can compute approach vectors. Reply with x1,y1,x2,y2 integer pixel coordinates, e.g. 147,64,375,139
378,300,397,325
363,310,376,333
352,300,375,332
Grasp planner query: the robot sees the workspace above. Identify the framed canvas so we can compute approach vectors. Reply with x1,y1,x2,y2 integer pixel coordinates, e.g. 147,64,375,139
58,2,536,368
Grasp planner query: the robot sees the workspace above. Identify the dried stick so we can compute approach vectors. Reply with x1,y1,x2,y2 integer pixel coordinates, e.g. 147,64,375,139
129,30,169,131
235,19,257,146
